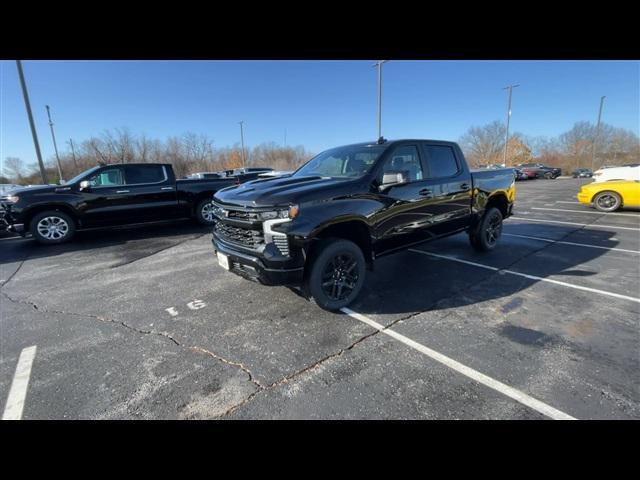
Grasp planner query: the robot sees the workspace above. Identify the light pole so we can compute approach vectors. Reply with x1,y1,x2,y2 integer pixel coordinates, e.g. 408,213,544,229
239,121,246,168
502,84,520,167
16,60,48,184
45,105,64,183
372,60,388,142
591,96,606,171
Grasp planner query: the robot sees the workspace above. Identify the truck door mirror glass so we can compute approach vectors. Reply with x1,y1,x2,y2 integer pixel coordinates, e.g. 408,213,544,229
379,171,409,191
79,180,91,191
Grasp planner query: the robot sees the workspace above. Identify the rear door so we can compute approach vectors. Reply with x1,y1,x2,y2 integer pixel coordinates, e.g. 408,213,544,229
418,142,473,236
122,164,178,222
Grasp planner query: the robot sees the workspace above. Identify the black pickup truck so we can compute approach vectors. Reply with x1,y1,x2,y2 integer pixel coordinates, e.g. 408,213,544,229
211,139,516,310
1,163,239,244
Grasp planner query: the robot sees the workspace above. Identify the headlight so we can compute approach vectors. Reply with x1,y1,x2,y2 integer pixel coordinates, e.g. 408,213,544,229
6,195,19,203
258,205,298,221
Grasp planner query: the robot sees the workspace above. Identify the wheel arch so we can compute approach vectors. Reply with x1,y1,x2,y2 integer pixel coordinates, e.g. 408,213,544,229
307,219,373,268
24,204,79,229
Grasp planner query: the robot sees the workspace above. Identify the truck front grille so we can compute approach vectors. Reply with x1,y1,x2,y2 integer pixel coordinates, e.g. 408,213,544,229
214,222,263,249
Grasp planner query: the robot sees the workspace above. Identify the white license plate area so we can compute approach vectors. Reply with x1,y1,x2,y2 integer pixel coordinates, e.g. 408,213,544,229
217,252,230,270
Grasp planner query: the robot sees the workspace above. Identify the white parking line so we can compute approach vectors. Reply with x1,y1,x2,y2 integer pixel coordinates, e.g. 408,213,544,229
409,249,640,303
2,346,37,420
503,233,640,254
532,207,640,217
341,308,576,420
509,217,640,232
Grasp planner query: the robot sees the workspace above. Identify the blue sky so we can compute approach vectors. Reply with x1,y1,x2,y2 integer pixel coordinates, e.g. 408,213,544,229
1,60,638,165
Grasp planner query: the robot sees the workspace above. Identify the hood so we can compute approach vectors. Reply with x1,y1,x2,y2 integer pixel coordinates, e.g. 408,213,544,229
11,184,61,196
214,174,361,208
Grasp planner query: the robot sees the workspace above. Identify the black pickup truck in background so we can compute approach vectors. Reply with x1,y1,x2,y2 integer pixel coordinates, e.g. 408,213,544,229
211,139,516,310
0,163,239,244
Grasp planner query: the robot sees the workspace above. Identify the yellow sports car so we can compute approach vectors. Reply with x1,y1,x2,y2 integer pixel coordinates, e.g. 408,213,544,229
577,180,640,212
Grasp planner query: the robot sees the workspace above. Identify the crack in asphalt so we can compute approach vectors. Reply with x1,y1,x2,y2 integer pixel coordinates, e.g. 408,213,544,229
0,254,29,289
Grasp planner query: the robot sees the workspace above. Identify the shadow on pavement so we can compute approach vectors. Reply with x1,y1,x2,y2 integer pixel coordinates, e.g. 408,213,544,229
350,224,618,316
0,220,211,266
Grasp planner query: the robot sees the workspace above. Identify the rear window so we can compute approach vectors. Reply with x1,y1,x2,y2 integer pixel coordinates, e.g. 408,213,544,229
424,145,459,178
125,165,166,184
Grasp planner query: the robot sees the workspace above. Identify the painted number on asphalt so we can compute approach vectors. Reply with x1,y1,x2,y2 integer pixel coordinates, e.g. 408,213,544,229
165,300,207,317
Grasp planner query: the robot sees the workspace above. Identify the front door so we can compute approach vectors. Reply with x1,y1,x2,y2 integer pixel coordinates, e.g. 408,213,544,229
371,144,437,256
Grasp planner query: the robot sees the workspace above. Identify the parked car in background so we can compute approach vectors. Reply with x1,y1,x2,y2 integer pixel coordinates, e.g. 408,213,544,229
572,168,593,178
211,139,515,310
577,180,640,212
592,164,640,183
519,167,537,179
184,172,225,179
0,163,244,244
514,168,530,181
517,163,562,179
258,170,294,178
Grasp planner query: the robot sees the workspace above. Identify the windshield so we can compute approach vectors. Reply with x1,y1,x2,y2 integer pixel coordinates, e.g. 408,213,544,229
293,145,386,179
66,166,101,185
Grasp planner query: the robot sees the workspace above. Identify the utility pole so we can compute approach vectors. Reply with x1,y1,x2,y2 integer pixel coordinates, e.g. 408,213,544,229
372,60,388,141
16,60,48,184
284,128,287,148
502,84,520,167
45,105,64,183
591,96,606,171
68,138,79,170
239,121,246,168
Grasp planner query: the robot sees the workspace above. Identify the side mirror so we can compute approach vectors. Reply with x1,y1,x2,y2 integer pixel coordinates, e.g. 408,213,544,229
379,171,409,192
79,180,91,191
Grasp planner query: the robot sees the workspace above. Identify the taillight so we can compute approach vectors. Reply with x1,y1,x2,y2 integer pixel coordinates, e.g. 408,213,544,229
235,177,240,184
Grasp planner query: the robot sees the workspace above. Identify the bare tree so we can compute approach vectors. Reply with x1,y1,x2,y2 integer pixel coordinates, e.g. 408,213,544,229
459,121,506,166
2,157,25,181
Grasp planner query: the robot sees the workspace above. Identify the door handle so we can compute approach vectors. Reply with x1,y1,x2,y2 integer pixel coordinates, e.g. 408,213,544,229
460,183,470,191
161,187,174,190
116,190,130,193
418,188,432,197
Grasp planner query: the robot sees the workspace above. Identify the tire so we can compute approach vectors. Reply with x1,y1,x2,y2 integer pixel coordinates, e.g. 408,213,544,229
305,238,366,311
469,207,503,252
593,191,622,212
30,210,76,245
195,198,216,225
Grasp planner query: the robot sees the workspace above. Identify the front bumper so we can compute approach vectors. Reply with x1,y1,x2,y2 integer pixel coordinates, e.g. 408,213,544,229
212,234,304,286
577,191,591,204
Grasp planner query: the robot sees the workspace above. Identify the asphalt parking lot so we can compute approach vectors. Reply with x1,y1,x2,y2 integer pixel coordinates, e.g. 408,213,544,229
1,177,639,419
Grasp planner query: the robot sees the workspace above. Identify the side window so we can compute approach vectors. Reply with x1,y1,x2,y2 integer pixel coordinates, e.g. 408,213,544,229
87,168,125,187
378,145,424,183
424,145,459,178
124,165,166,184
